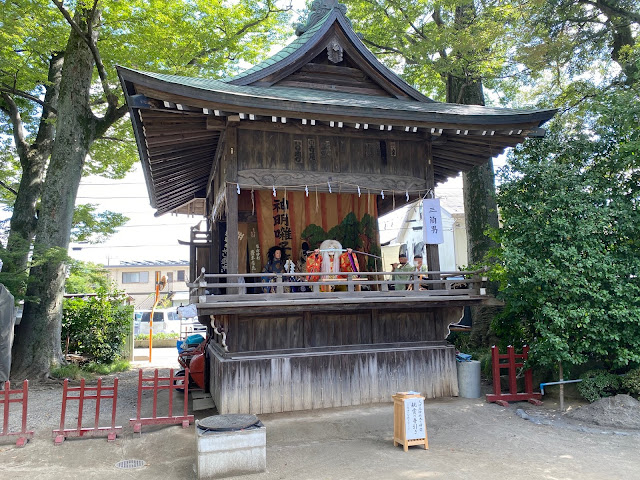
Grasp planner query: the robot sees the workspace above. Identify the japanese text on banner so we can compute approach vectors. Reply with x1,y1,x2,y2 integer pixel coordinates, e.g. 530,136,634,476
423,198,444,244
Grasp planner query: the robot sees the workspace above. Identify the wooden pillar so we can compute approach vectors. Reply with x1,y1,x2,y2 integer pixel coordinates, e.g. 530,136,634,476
424,141,440,274
226,125,239,277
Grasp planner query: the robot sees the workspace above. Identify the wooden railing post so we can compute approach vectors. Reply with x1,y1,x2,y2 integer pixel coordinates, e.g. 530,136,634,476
276,273,284,294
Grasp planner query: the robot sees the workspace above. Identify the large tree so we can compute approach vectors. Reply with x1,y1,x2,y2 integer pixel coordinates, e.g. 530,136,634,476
494,86,640,371
342,0,512,344
1,0,290,380
492,0,639,371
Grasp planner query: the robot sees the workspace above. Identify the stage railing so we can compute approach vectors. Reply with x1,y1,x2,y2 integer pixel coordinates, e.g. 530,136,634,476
188,268,488,304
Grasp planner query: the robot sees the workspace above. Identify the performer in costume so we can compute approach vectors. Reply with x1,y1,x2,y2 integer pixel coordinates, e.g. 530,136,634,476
391,253,414,291
261,246,288,293
306,239,360,292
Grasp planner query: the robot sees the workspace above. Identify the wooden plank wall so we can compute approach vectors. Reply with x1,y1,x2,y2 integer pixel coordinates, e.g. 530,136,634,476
237,129,425,180
215,308,455,353
209,343,458,414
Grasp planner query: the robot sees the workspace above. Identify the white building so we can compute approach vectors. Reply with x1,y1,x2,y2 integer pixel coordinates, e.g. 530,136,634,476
379,200,467,274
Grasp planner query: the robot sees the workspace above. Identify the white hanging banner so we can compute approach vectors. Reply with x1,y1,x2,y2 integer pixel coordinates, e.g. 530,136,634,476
423,198,444,244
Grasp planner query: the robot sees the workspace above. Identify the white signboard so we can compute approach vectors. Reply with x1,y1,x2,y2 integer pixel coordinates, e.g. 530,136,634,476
423,198,444,244
404,397,426,440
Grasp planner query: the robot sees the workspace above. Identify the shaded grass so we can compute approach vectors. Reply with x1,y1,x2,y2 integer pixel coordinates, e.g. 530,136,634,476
51,359,130,380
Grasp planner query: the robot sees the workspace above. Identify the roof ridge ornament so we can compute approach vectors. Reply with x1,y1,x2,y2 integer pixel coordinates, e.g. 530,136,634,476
295,0,349,36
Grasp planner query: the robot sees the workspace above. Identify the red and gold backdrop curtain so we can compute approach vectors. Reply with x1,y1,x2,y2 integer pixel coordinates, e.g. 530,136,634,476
252,190,378,269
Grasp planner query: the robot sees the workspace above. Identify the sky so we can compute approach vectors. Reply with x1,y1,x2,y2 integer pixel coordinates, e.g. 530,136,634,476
68,167,203,265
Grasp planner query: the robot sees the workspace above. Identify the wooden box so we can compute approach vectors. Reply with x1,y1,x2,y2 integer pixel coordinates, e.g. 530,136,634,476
392,392,428,451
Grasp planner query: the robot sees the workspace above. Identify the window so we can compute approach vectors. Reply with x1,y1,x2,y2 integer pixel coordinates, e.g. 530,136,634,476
141,312,163,323
167,272,174,284
122,271,149,283
177,270,186,282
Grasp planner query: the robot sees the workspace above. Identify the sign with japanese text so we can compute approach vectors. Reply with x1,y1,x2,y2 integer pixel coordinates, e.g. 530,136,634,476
422,198,444,244
404,397,426,440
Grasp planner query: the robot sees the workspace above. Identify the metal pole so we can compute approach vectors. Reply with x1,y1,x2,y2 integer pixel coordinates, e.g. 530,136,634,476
149,272,161,363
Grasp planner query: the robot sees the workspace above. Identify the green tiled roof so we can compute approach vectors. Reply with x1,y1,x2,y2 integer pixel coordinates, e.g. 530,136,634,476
129,68,555,124
224,11,332,83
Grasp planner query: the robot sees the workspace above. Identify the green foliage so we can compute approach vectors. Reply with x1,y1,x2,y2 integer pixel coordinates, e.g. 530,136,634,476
328,212,362,250
84,359,130,375
577,370,623,403
0,235,30,298
134,332,180,340
359,213,381,271
621,368,640,398
492,86,640,370
50,359,129,380
64,260,111,294
300,224,329,249
342,0,518,101
71,204,129,243
50,364,92,381
62,287,133,363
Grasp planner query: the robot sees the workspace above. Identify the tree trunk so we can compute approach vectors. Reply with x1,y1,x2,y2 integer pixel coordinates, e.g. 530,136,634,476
463,158,501,348
1,54,63,297
446,4,501,349
11,13,98,380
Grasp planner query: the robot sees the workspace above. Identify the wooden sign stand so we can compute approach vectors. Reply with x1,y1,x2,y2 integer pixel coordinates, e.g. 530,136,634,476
392,393,428,451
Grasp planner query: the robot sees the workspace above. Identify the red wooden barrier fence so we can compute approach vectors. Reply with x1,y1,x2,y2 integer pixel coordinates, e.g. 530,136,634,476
1,380,34,447
53,378,122,444
130,368,194,433
486,345,542,406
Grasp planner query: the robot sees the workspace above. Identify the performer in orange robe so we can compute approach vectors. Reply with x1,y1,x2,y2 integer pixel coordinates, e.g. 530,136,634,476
306,239,360,291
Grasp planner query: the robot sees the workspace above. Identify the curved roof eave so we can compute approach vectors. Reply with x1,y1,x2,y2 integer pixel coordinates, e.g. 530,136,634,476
118,66,557,127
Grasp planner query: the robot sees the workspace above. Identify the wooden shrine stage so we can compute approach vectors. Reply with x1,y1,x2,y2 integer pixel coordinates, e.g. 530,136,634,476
193,271,499,414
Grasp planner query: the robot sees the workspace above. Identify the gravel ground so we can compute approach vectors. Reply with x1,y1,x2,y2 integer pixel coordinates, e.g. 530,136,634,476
3,347,184,435
2,349,640,480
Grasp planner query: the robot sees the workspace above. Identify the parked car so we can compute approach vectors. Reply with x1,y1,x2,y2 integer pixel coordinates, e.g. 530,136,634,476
133,311,143,335
179,317,207,336
137,309,181,335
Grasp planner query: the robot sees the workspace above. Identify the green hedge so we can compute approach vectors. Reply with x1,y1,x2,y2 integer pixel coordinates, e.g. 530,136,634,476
62,287,133,364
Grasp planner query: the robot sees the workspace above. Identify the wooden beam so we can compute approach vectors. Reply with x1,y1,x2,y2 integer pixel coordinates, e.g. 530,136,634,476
237,169,427,193
236,119,423,142
275,80,390,98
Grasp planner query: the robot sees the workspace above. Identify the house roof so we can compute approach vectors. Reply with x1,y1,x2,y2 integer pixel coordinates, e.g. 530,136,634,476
104,260,189,268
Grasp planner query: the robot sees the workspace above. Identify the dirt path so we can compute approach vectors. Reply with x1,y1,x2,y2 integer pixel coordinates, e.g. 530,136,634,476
1,351,639,479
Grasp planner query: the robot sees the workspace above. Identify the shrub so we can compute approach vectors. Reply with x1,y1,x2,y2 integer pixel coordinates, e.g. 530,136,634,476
621,368,640,398
577,370,623,403
62,286,133,363
134,332,179,341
